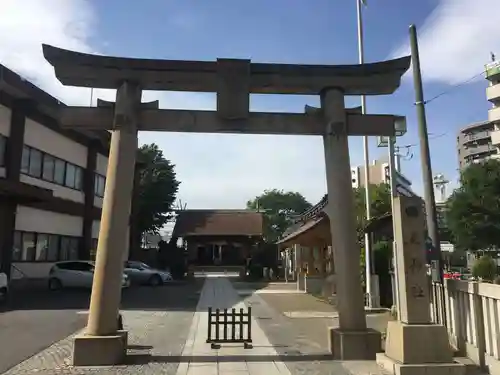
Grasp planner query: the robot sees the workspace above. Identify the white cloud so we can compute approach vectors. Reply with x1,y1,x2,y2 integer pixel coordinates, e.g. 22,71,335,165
392,0,500,85
0,0,360,210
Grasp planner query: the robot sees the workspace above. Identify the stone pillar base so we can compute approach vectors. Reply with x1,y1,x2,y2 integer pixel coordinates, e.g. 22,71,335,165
376,354,465,375
72,330,128,367
328,327,381,360
376,321,465,375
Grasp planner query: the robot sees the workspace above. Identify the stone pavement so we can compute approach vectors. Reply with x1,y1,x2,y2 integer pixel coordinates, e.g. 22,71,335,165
177,277,292,375
1,284,200,375
1,278,390,375
232,281,390,375
256,291,391,351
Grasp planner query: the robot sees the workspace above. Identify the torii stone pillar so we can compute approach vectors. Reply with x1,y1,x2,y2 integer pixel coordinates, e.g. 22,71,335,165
322,89,381,360
73,82,141,366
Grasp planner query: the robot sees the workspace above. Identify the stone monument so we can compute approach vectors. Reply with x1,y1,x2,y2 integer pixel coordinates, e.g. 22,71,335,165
376,195,465,375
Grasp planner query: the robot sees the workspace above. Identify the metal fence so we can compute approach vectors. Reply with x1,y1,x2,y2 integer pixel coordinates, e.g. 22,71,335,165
206,307,252,349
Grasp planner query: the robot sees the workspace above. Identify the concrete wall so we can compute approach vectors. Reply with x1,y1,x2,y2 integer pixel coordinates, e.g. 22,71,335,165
15,206,83,237
20,174,84,203
24,118,87,168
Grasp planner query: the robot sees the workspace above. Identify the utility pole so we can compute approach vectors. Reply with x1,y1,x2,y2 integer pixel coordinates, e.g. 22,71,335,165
409,25,444,283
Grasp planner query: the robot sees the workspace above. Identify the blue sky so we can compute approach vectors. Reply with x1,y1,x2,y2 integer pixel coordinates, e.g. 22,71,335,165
0,0,497,210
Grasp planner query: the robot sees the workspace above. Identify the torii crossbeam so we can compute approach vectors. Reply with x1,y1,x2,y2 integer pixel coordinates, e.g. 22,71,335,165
42,44,410,366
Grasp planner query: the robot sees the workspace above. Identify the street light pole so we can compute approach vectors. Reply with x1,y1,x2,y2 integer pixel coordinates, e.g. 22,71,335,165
356,0,374,308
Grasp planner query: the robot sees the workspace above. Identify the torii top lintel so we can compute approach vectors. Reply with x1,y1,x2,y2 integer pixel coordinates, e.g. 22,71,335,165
42,45,410,96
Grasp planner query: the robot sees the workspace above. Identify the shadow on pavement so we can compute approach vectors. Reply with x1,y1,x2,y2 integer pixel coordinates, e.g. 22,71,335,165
1,279,204,312
126,353,335,365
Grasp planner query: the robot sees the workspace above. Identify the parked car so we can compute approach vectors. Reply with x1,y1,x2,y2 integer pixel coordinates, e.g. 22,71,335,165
123,261,172,286
48,261,130,290
0,272,8,304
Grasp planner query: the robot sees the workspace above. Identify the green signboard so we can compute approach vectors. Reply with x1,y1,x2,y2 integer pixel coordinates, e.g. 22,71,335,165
486,60,500,79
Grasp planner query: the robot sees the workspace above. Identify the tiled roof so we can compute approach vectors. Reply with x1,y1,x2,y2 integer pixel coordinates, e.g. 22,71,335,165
172,210,264,237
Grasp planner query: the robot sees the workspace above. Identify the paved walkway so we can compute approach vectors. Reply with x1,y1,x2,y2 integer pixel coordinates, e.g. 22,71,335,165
177,278,291,375
0,278,388,375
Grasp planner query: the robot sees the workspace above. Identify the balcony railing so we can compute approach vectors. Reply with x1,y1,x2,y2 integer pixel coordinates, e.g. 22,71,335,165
489,106,500,123
487,84,500,104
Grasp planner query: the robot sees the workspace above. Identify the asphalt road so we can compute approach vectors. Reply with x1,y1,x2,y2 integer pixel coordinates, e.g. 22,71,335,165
0,280,203,374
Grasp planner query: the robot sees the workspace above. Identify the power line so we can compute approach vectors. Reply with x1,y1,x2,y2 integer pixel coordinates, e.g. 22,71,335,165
423,69,486,105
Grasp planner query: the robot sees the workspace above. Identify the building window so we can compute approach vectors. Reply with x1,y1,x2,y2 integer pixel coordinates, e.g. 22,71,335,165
47,235,60,261
60,236,79,261
54,158,65,184
20,145,85,191
35,233,49,261
65,164,76,188
12,231,81,262
21,232,36,262
28,148,43,178
42,154,55,181
12,231,22,261
0,135,6,166
75,167,83,190
21,146,30,173
94,174,106,197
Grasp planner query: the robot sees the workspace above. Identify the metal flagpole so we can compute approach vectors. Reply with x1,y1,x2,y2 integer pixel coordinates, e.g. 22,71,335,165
356,0,374,308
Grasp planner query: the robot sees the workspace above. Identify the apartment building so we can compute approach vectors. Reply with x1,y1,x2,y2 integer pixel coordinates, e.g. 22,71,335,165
0,64,110,279
457,120,496,169
456,60,500,169
486,60,500,151
350,157,415,197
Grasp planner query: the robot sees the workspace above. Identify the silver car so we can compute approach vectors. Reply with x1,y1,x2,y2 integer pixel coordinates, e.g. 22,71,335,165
123,261,172,286
48,261,130,290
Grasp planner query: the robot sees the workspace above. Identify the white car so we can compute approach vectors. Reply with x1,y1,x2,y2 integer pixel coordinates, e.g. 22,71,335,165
0,272,8,304
48,261,130,290
123,261,173,286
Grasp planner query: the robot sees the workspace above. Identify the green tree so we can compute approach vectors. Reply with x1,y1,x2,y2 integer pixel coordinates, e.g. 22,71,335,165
353,183,392,243
130,144,180,254
446,159,500,252
246,189,312,243
353,184,392,288
472,255,497,282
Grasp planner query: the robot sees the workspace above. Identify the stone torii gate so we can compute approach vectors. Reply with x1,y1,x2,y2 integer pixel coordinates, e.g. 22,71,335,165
43,44,410,366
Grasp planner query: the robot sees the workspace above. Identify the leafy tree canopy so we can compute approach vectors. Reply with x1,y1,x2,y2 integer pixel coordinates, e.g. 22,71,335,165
246,189,312,243
136,144,180,237
446,159,500,252
353,183,392,239
353,184,392,284
472,255,497,281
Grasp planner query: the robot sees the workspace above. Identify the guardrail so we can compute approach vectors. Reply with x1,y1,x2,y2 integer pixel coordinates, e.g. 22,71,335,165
206,307,252,349
431,279,500,373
